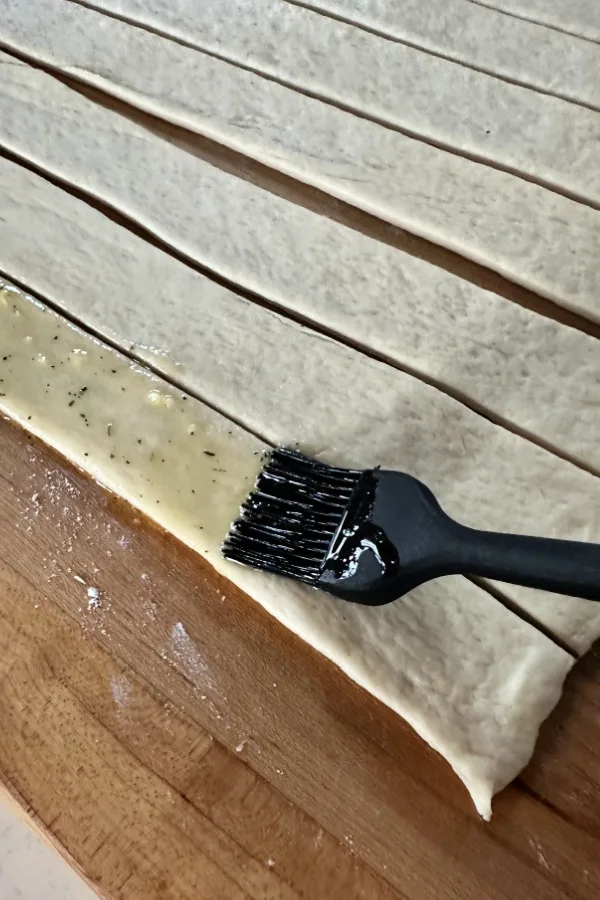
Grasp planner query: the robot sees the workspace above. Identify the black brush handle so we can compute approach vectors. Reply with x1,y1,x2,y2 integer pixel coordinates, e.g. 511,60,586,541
453,525,600,601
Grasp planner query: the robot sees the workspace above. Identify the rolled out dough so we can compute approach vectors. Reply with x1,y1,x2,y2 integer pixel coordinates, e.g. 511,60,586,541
0,1,597,821
1,61,600,470
0,280,574,819
2,156,600,652
281,0,600,107
4,0,600,207
3,39,600,326
467,0,600,43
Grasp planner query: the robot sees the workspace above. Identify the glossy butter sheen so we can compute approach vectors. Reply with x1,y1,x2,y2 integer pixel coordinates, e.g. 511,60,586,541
0,281,265,554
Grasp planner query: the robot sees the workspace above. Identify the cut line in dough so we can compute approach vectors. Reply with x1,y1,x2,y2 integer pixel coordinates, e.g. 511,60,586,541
2,157,600,652
1,61,600,471
0,280,574,819
4,18,600,327
4,0,600,209
280,0,600,108
465,0,600,44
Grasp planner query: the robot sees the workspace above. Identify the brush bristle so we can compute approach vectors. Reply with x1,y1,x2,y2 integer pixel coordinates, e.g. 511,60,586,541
222,448,361,582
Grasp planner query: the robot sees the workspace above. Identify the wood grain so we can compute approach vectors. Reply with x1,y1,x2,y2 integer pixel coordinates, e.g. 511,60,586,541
1,416,599,899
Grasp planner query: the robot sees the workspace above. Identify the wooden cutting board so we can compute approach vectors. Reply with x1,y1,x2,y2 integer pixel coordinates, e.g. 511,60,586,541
1,414,600,900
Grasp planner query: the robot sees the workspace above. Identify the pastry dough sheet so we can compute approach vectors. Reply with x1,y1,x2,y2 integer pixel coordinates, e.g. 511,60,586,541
467,0,600,43
1,156,600,652
0,59,599,468
0,0,597,821
0,281,574,819
3,0,600,206
282,0,600,106
2,15,600,327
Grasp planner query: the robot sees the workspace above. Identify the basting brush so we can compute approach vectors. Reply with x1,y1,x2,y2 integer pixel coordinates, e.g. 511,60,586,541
222,448,600,606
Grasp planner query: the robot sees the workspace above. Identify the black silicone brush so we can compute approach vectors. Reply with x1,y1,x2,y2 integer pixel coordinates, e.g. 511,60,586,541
222,448,600,606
